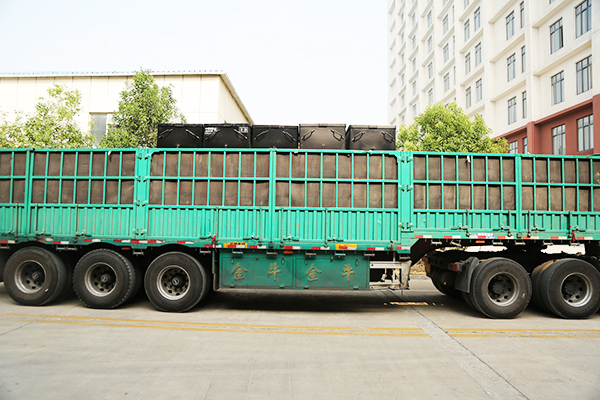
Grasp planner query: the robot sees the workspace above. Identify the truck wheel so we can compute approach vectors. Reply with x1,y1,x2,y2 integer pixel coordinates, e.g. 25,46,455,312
462,291,476,310
469,258,531,319
530,260,554,311
431,269,462,299
145,252,209,312
0,250,9,283
539,259,600,319
3,247,68,306
73,249,136,309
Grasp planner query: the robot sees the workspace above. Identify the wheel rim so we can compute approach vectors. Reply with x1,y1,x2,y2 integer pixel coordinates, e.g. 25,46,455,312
15,261,46,293
85,262,117,297
157,265,190,300
486,273,518,306
560,273,593,307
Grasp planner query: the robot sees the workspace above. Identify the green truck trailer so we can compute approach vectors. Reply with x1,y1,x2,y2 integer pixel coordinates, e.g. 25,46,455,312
1,148,599,318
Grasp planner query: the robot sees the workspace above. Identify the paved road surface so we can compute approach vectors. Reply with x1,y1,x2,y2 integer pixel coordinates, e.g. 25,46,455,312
1,277,599,399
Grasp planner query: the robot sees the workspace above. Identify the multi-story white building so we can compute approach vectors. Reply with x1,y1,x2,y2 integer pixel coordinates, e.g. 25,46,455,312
0,71,253,142
388,0,598,155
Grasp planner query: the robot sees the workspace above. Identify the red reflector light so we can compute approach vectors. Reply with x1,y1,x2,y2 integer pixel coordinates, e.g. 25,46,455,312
448,263,461,272
476,240,485,244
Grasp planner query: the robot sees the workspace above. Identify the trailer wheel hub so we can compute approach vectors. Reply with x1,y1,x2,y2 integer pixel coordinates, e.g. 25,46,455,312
171,275,184,288
100,273,113,284
562,281,577,297
491,281,506,295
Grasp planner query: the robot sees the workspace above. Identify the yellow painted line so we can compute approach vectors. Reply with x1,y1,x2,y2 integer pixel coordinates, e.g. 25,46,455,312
1,313,427,337
0,312,422,333
3,312,597,339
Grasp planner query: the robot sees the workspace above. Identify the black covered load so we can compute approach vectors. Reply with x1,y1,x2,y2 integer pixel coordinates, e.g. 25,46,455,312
157,124,203,148
252,125,299,148
345,125,396,151
299,124,346,149
202,123,252,148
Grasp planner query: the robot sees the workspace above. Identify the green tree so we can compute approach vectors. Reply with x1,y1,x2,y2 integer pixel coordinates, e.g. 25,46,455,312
100,69,185,148
0,85,93,148
397,102,508,153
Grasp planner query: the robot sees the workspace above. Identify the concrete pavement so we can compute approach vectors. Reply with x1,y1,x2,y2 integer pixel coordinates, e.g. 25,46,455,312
0,278,599,399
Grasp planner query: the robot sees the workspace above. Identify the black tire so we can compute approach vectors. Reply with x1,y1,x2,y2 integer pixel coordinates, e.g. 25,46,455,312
0,250,10,282
469,258,532,319
145,252,209,312
3,247,68,306
530,260,554,311
462,291,476,310
430,269,462,299
539,258,600,319
429,268,445,293
73,249,136,309
0,250,9,283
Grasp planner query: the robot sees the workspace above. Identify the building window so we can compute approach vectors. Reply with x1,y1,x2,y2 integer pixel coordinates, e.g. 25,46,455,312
443,15,449,33
551,71,564,105
577,115,594,152
444,73,450,92
427,36,433,53
465,53,471,74
509,141,518,154
464,20,470,42
521,46,526,72
464,0,469,9
466,87,472,108
508,97,517,124
476,79,483,101
91,114,112,142
520,2,525,28
428,62,434,79
576,0,592,37
412,58,416,73
427,10,432,27
428,89,434,104
522,91,527,118
576,55,592,94
474,8,481,31
506,12,515,39
523,137,528,153
475,43,482,65
401,94,405,107
412,81,417,96
552,125,566,155
443,44,449,63
550,19,563,54
412,13,416,27
401,53,405,65
412,104,417,117
412,35,417,50
507,54,516,81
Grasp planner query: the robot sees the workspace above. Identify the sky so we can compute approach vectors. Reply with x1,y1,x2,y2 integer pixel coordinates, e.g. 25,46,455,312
0,0,389,126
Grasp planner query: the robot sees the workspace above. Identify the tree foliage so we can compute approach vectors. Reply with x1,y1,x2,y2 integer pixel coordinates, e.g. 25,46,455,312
0,85,93,148
397,102,508,153
100,69,185,148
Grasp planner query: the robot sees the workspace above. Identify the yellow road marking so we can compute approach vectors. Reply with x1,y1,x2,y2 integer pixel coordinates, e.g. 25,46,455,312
1,312,598,339
0,312,427,337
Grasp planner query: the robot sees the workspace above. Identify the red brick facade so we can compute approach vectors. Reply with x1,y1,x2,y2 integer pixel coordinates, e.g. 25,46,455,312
498,94,599,155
